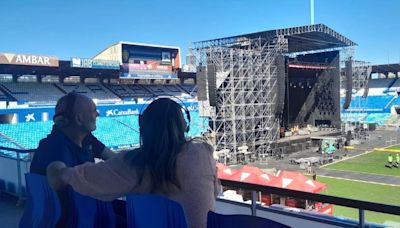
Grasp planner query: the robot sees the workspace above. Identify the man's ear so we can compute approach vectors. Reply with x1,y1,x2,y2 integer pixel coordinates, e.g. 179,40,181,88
75,113,83,126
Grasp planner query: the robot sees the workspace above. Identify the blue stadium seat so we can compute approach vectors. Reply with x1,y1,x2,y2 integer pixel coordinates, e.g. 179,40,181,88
207,211,289,228
179,84,197,96
19,173,61,228
341,95,394,112
63,188,116,228
0,112,207,158
364,113,391,125
126,194,187,228
1,82,64,103
19,173,115,228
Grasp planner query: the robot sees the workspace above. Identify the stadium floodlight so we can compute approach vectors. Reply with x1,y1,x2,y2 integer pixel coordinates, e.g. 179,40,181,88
310,0,315,25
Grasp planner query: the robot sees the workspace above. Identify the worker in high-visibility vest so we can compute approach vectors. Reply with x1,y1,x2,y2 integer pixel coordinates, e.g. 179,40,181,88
388,154,393,168
395,153,400,168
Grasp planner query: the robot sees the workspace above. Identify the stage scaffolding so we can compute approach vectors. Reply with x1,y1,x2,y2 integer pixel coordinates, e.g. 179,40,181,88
194,36,288,163
341,58,371,140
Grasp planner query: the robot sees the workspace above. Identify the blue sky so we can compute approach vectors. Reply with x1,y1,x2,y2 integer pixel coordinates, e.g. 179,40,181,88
0,0,399,65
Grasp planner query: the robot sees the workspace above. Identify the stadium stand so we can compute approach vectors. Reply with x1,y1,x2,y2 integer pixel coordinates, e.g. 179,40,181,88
93,116,140,148
187,111,209,137
341,113,368,123
368,78,396,95
385,78,400,90
364,113,391,125
0,88,13,101
0,82,192,103
104,84,152,99
146,84,186,96
0,117,139,158
341,95,393,123
179,84,197,96
104,84,189,99
365,96,393,110
0,83,64,103
55,83,121,101
126,84,152,97
0,121,53,149
163,84,188,96
0,112,208,158
341,78,400,125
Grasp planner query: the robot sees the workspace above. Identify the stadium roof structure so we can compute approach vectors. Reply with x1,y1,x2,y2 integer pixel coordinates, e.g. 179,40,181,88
193,24,356,53
93,41,181,60
0,61,120,78
371,63,400,75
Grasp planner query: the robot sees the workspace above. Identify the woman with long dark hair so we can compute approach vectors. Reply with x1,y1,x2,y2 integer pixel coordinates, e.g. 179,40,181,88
48,98,219,228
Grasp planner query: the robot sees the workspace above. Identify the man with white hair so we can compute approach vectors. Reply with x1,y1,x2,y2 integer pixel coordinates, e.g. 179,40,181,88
30,93,114,175
30,93,115,226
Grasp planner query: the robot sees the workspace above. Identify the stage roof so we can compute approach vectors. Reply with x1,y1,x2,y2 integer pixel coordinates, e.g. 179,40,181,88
371,63,400,74
193,24,356,53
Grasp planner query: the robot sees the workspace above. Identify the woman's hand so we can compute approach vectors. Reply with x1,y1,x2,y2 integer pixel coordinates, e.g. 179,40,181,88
47,161,71,191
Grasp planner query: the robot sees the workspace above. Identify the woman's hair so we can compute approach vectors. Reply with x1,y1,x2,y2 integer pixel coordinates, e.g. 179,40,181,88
124,98,188,193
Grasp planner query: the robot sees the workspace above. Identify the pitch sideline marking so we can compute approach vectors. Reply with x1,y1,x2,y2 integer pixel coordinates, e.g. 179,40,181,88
319,150,373,168
320,167,400,179
320,143,400,168
316,174,400,187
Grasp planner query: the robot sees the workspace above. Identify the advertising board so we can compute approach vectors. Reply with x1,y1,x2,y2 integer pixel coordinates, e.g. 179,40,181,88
120,44,180,79
0,53,59,67
71,58,120,70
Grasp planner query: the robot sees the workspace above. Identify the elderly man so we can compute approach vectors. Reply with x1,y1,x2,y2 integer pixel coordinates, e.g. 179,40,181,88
30,93,114,175
29,93,116,226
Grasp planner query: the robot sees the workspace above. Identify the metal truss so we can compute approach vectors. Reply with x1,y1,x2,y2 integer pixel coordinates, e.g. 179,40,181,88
340,58,371,139
194,36,288,163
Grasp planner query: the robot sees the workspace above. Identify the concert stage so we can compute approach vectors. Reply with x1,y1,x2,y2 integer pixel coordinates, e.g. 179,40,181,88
195,24,356,163
271,129,342,156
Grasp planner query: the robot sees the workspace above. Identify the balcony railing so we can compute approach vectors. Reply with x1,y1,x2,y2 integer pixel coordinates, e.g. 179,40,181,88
219,179,400,227
1,146,399,227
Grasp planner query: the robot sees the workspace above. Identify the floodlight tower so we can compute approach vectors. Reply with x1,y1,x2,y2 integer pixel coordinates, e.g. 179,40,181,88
310,0,315,25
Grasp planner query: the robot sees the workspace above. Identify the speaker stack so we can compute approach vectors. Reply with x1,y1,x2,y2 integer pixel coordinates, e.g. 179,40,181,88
343,59,353,109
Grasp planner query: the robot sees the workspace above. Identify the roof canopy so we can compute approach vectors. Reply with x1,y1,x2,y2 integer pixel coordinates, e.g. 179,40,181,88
194,24,356,53
268,171,326,193
371,63,400,74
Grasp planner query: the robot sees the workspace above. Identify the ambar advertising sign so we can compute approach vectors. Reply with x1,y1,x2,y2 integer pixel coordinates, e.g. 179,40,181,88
0,53,59,67
71,58,120,70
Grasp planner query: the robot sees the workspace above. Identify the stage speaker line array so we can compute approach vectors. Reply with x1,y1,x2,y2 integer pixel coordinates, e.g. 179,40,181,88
196,66,208,101
343,59,352,109
275,55,286,115
362,66,372,98
207,64,217,107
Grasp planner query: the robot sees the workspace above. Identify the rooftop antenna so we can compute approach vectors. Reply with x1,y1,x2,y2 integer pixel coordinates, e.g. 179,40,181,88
310,0,315,25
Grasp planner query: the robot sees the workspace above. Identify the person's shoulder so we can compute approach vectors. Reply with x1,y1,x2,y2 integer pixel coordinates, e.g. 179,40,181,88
181,137,214,159
36,135,68,154
182,137,214,155
178,137,216,175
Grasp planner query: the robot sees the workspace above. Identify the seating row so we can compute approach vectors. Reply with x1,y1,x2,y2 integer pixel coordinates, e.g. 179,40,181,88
20,173,288,228
0,82,196,102
0,113,208,158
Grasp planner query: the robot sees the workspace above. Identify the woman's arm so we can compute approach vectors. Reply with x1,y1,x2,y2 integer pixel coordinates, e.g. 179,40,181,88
47,161,72,190
47,153,136,201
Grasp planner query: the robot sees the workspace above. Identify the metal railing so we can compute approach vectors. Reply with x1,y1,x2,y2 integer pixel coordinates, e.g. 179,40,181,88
219,179,400,227
2,145,399,226
0,146,35,204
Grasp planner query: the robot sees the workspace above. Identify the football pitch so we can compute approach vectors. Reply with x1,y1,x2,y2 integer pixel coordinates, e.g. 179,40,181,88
318,145,400,224
318,176,400,224
323,149,400,177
